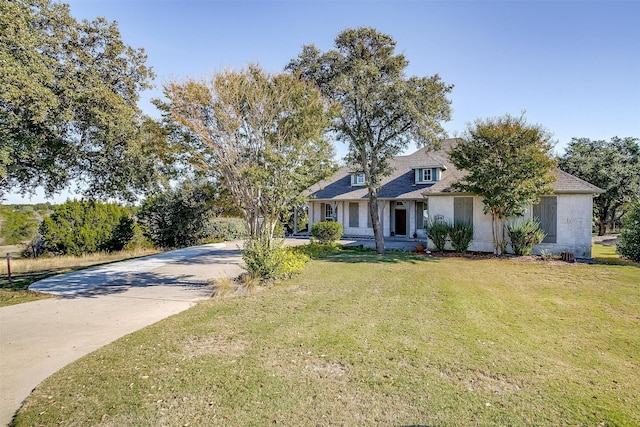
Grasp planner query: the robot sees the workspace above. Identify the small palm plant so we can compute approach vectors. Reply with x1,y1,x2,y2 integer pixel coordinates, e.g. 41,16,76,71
450,221,474,253
507,219,546,256
427,220,451,252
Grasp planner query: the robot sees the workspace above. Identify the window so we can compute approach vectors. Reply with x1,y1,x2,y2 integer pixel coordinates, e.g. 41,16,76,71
533,196,557,243
352,173,365,186
416,168,438,183
324,203,334,221
454,197,473,224
349,202,359,227
416,200,429,229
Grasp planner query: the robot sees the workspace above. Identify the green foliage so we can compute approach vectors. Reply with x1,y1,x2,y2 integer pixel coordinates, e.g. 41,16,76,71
427,220,451,252
0,208,39,245
288,27,453,254
507,219,546,256
1,0,166,201
282,209,308,234
242,238,310,281
104,216,153,252
39,200,131,256
277,248,310,279
616,202,640,262
162,65,336,245
203,217,247,242
138,181,216,249
559,137,640,235
450,221,474,253
311,221,343,244
449,113,557,254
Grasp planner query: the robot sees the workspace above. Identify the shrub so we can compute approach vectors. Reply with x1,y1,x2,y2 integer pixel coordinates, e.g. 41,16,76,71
0,208,39,245
138,181,216,248
242,238,310,281
103,216,153,251
311,221,343,244
427,220,450,252
450,221,474,253
203,217,247,241
507,219,546,256
277,247,310,278
617,202,640,262
39,200,131,255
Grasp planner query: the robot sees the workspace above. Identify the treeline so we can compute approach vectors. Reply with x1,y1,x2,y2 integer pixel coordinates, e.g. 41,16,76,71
0,182,257,257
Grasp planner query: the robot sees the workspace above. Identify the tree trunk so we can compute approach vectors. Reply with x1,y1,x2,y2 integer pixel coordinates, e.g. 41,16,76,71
369,194,385,255
491,211,505,255
598,214,607,236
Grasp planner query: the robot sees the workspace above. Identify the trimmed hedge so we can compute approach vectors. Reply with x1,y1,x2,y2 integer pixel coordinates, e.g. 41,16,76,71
311,221,343,244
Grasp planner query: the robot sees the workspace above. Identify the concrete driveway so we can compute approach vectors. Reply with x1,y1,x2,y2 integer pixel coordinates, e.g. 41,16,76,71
0,241,246,426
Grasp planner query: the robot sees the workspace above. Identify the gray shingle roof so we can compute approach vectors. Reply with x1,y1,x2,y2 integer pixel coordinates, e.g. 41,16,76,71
306,138,604,200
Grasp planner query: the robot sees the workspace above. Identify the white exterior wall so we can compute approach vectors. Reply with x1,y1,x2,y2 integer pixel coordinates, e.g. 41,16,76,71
311,194,594,257
426,194,595,257
426,195,494,252
342,201,373,237
526,194,594,258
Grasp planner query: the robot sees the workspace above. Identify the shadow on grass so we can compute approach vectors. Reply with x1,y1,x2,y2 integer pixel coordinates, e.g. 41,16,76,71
592,242,640,268
592,258,640,268
323,248,440,265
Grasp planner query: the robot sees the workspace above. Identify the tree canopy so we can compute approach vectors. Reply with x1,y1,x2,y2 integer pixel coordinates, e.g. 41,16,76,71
0,208,39,245
287,27,453,254
559,137,640,235
449,114,557,254
1,0,167,201
160,65,335,243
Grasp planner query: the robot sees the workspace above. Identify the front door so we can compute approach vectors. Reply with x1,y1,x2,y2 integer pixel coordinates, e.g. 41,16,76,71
395,209,406,236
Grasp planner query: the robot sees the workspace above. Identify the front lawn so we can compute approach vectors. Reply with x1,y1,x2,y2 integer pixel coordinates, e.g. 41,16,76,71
14,250,640,426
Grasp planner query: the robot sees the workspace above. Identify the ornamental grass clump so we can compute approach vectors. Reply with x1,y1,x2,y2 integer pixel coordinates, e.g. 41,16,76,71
507,219,546,256
427,220,450,252
450,221,474,253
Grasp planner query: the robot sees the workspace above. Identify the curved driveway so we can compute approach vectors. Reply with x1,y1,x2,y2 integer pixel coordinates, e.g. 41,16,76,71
0,242,245,426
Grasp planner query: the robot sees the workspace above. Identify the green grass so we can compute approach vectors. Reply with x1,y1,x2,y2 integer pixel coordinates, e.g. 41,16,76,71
592,242,639,266
12,249,639,426
0,249,159,307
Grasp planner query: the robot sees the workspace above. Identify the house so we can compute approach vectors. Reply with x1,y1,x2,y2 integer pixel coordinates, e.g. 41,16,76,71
305,138,604,258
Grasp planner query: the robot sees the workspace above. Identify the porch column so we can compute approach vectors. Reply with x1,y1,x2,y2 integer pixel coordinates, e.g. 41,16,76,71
401,201,410,239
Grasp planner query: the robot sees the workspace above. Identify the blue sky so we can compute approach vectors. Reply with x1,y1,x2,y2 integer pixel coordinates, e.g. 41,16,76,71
6,0,640,204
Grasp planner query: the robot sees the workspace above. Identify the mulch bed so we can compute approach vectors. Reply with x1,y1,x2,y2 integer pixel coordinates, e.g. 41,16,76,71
414,250,575,265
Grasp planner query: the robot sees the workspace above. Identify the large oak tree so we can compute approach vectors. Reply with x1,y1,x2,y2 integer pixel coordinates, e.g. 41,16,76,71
1,0,166,201
287,27,453,254
559,137,639,235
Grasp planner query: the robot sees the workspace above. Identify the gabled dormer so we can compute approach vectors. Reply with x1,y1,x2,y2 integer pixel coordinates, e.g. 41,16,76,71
413,164,446,184
350,172,366,186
